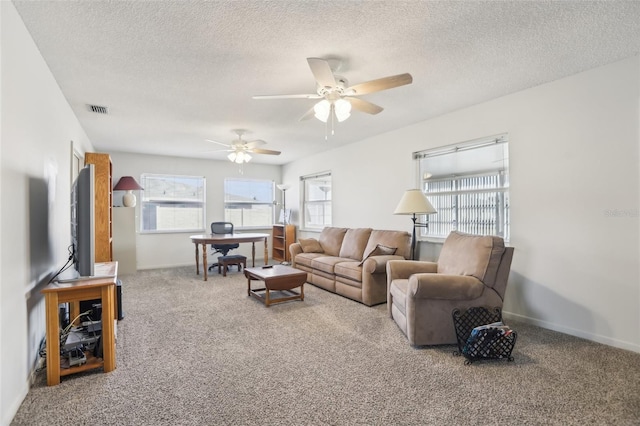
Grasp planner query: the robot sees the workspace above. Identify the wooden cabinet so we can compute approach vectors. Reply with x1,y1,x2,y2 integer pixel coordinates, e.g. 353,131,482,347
272,224,295,263
113,207,136,274
84,152,113,262
42,262,118,386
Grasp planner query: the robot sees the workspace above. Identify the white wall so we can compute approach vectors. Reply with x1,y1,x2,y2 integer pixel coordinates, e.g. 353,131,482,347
283,56,640,353
0,3,94,424
108,152,282,270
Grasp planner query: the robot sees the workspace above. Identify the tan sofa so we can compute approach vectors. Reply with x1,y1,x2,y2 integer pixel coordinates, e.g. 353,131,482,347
290,227,411,306
387,231,514,346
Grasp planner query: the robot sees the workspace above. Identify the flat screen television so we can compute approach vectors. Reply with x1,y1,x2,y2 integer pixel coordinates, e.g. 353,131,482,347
70,164,95,278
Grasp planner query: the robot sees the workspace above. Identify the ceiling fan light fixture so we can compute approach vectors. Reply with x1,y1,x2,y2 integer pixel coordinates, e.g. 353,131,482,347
229,151,251,164
228,151,251,163
314,99,331,122
334,98,351,122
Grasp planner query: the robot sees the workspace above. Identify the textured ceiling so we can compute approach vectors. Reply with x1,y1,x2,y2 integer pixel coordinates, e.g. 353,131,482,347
12,1,640,165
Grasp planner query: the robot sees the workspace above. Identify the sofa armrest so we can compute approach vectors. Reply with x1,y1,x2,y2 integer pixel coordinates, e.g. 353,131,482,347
386,260,438,281
362,255,405,274
289,242,303,267
408,274,484,300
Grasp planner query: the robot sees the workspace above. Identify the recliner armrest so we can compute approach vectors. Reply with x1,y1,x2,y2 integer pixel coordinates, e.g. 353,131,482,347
408,274,484,300
386,260,438,281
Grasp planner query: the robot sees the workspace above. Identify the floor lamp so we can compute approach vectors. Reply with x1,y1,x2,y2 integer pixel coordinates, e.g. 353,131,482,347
276,184,291,264
393,189,437,260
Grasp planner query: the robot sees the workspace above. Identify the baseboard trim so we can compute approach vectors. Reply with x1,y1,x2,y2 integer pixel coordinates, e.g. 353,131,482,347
503,310,640,354
137,262,193,270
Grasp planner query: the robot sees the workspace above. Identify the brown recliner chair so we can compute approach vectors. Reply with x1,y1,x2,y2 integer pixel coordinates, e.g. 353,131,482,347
387,231,514,346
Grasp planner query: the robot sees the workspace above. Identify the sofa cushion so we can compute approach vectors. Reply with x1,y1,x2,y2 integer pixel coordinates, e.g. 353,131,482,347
358,243,397,266
299,238,324,253
311,256,353,275
437,231,505,287
334,261,363,282
339,228,372,261
295,252,325,268
319,227,348,257
363,230,411,260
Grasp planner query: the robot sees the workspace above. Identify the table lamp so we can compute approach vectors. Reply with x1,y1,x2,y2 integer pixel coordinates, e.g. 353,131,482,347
113,176,143,207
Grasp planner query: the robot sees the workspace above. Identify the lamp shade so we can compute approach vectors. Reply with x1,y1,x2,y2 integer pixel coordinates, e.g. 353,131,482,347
276,184,291,191
334,99,352,122
394,189,437,215
113,176,143,191
314,99,331,122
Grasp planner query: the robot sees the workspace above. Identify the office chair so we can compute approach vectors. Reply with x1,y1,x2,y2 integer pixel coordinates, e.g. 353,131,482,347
208,222,240,271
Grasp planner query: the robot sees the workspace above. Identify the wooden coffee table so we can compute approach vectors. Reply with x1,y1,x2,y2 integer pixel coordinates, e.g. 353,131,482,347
244,265,307,307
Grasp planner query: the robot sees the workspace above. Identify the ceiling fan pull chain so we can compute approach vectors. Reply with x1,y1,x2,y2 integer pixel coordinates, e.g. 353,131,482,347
325,117,329,141
331,104,336,136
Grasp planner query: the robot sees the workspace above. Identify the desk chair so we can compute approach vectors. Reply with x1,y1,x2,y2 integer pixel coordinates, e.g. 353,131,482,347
208,222,240,271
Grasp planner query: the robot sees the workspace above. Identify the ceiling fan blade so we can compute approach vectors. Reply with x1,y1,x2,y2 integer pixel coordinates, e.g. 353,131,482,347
307,58,336,89
202,148,234,153
253,93,322,100
245,139,267,149
346,73,413,95
205,139,232,148
299,105,317,121
345,97,384,115
250,148,281,155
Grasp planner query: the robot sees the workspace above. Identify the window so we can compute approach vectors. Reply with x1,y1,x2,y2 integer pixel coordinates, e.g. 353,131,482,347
140,174,205,233
416,135,509,240
302,172,332,230
224,178,274,228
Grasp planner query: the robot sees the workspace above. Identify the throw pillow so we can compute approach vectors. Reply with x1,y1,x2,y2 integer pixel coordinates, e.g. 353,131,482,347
299,238,324,253
358,244,397,266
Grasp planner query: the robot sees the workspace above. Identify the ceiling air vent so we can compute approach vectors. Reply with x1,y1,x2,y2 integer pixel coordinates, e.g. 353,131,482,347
87,104,109,114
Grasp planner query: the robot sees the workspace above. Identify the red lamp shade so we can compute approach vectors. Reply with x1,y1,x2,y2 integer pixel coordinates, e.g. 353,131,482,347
113,176,143,207
113,176,143,191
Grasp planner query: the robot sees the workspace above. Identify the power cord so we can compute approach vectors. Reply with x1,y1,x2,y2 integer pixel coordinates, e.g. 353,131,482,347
47,245,75,284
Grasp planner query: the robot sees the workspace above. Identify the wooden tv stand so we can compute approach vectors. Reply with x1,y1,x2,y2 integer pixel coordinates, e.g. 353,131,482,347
42,262,118,386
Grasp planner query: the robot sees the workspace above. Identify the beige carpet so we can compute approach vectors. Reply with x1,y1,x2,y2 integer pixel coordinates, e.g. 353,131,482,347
12,266,640,425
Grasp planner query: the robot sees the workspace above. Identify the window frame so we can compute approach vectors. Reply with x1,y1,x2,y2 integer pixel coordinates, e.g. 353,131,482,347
301,171,332,231
139,173,206,234
223,178,275,230
415,135,509,241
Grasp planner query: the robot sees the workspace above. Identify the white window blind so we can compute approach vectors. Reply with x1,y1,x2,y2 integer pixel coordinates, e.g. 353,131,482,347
416,135,509,240
140,174,206,233
301,172,332,230
224,178,274,228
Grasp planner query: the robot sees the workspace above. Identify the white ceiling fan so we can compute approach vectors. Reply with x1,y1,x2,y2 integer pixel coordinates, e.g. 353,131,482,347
205,129,281,164
253,57,413,133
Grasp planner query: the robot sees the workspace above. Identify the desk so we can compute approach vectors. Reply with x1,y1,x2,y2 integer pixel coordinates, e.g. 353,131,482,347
190,233,269,281
41,262,118,386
